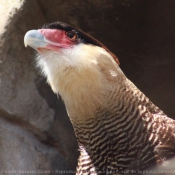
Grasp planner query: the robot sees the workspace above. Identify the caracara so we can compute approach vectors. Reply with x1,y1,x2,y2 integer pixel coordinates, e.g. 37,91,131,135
24,22,175,175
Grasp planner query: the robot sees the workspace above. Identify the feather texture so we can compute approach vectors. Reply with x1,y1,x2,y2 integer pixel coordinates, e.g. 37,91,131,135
36,44,175,174
25,22,175,175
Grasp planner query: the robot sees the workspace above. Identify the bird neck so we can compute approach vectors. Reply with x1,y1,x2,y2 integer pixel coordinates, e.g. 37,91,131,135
62,70,111,123
63,74,143,126
65,76,164,146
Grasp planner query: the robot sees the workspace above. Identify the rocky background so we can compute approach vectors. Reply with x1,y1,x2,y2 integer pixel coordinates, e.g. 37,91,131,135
0,0,175,174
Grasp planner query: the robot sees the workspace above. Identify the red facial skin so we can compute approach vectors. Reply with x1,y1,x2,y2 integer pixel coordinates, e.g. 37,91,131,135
37,29,75,53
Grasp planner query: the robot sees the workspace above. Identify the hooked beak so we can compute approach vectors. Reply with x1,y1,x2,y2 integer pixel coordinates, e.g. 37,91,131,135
24,29,70,52
24,30,47,50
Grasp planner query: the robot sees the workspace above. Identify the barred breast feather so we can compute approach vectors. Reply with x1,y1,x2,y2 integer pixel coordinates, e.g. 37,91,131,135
73,77,175,175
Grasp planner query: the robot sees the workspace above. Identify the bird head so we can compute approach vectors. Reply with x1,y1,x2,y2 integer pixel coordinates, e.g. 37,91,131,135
24,22,121,98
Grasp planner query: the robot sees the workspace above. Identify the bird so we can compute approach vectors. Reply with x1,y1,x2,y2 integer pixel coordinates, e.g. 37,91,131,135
24,22,175,175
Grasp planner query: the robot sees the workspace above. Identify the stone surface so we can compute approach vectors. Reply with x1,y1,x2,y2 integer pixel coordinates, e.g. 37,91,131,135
0,0,175,174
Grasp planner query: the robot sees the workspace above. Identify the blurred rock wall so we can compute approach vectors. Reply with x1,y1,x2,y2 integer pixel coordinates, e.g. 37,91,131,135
0,0,174,174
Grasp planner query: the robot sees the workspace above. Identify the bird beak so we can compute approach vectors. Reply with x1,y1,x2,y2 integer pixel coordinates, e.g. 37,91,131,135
24,30,47,50
24,29,70,53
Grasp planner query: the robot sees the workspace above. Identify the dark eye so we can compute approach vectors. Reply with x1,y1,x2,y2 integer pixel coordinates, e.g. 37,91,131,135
66,31,78,41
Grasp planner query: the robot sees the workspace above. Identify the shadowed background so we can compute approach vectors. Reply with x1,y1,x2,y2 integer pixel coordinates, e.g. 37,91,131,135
0,0,174,174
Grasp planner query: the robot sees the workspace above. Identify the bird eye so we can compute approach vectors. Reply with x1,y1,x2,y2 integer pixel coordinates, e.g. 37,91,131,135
66,31,78,41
